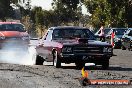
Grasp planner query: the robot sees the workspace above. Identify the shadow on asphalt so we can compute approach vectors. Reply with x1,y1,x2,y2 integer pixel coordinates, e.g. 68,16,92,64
61,66,77,69
112,54,117,56
61,65,132,71
43,62,132,71
108,66,132,71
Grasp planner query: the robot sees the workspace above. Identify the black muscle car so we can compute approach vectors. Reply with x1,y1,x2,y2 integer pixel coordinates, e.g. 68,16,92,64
35,26,113,69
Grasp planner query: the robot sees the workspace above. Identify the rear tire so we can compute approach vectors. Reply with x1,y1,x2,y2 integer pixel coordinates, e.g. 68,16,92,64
102,60,109,70
53,51,61,68
128,44,132,51
130,47,132,51
35,55,44,65
121,45,126,50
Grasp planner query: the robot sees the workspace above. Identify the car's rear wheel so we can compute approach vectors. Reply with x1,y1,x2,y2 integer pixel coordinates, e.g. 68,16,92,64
53,51,61,68
35,55,44,65
128,44,132,51
102,59,109,70
128,48,132,51
75,62,85,69
130,47,132,51
121,45,126,50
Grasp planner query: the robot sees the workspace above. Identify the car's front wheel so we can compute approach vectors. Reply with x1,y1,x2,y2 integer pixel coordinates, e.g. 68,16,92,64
53,51,61,68
102,59,109,70
128,44,132,51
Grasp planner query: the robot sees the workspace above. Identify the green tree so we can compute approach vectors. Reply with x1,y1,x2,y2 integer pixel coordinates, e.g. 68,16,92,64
0,0,28,20
107,0,126,27
83,0,111,28
31,7,44,25
0,0,13,20
30,7,45,37
124,0,132,27
83,0,132,28
52,0,80,23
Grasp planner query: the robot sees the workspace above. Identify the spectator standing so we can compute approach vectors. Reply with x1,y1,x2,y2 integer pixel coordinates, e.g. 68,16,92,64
111,30,115,47
99,23,105,42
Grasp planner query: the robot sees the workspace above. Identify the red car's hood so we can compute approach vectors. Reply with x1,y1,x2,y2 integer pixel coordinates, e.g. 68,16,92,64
0,31,28,37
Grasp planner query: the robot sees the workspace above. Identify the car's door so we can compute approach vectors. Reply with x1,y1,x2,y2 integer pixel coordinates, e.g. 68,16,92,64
37,29,54,61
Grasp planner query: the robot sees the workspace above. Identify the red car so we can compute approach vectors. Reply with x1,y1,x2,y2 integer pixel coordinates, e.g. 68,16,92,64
0,22,30,51
36,26,113,69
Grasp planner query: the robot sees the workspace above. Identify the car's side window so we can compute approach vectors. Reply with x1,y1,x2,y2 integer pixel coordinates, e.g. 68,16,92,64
128,30,132,36
125,30,130,35
52,29,61,38
107,29,112,35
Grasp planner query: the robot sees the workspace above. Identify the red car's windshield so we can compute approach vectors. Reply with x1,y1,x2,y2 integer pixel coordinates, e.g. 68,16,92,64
0,24,26,32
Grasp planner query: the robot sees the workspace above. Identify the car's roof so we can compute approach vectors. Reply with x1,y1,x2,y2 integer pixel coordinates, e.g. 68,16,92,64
0,22,21,24
49,26,89,30
128,28,132,30
105,28,111,29
111,28,128,30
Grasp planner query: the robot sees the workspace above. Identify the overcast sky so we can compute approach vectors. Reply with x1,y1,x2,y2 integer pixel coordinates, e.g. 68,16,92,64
31,0,53,10
30,0,90,15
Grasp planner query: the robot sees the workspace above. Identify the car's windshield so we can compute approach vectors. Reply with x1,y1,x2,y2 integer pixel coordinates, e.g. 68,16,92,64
52,28,95,40
128,30,132,36
0,24,25,32
114,29,127,35
104,28,111,34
